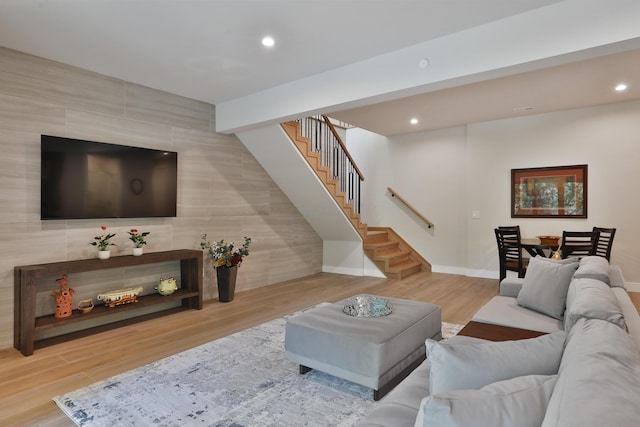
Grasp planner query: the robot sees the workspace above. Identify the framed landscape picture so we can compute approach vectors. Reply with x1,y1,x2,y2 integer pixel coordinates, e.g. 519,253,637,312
511,164,587,218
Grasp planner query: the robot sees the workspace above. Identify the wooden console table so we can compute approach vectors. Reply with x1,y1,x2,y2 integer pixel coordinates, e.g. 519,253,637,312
14,249,203,356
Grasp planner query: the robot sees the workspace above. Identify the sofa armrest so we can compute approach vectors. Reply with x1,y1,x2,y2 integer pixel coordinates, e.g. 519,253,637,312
608,265,627,289
500,278,524,297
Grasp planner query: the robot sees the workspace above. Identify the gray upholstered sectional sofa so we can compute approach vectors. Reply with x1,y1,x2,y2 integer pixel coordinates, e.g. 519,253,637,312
357,256,640,427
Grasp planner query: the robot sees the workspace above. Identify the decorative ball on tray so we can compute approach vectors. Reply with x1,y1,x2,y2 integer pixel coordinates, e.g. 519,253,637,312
537,235,560,246
343,295,393,318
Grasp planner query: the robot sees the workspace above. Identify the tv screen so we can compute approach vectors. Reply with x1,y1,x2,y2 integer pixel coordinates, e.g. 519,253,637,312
41,135,178,220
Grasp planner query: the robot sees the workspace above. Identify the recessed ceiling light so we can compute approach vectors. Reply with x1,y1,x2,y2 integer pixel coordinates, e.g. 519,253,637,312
615,83,628,92
262,36,275,47
410,118,419,125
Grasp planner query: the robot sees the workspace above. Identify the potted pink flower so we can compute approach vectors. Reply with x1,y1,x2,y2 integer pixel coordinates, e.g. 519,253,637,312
90,226,116,259
127,229,150,256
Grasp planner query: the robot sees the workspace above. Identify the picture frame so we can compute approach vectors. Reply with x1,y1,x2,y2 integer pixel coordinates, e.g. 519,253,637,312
511,164,587,218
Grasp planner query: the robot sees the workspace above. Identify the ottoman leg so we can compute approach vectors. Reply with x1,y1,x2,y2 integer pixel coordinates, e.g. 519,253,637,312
373,353,426,401
299,365,312,374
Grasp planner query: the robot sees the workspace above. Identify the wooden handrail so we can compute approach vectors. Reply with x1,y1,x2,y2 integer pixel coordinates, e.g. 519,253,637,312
321,115,365,182
387,187,434,229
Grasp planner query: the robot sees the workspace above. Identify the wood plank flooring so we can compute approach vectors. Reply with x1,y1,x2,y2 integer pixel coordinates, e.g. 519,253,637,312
0,271,637,426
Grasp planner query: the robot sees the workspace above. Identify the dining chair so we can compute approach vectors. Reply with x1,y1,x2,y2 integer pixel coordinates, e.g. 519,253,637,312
592,227,616,261
560,230,600,259
495,226,528,282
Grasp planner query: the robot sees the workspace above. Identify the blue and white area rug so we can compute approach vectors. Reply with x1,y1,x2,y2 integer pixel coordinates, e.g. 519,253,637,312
53,308,463,427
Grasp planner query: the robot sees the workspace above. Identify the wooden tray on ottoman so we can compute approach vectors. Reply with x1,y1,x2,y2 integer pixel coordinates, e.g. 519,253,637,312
458,321,547,342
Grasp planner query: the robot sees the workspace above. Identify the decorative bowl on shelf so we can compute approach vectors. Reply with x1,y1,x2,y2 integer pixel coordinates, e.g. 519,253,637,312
537,235,560,246
77,298,94,314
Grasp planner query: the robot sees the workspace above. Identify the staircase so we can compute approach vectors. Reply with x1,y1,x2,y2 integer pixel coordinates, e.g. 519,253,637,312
281,119,430,279
363,227,428,279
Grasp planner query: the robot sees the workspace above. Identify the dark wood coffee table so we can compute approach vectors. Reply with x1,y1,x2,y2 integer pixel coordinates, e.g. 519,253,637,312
458,321,547,341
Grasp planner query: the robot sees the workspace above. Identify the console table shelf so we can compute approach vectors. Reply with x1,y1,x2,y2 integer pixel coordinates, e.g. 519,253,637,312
35,289,200,330
15,249,203,356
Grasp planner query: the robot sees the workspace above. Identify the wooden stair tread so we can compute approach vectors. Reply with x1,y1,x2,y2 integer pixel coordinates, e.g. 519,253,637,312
364,233,394,244
363,241,397,250
364,231,389,241
370,248,409,260
387,259,421,271
384,253,411,264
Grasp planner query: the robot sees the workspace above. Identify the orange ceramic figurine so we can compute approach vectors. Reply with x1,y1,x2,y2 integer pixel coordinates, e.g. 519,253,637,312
51,274,74,318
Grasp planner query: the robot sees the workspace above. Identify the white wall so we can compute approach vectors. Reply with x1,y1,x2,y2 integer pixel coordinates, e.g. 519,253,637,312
235,125,368,276
347,99,640,284
348,126,469,274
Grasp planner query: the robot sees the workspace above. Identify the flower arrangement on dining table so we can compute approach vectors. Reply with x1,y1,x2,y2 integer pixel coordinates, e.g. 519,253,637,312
200,234,252,268
89,226,116,251
127,229,150,248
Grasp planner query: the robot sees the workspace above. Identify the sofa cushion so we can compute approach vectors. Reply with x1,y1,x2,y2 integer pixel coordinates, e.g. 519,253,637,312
442,335,489,345
499,277,523,297
414,375,557,427
517,256,578,319
356,360,431,427
542,318,640,427
472,296,563,333
426,331,565,394
573,256,610,284
609,265,627,289
612,286,640,348
577,255,609,266
564,278,627,332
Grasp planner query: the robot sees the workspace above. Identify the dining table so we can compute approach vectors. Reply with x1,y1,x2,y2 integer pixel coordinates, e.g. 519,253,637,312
521,238,560,258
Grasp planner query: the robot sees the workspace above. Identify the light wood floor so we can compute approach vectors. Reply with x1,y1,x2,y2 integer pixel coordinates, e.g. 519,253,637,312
0,271,637,426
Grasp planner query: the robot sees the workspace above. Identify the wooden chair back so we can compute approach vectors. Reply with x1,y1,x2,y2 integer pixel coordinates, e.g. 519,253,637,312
495,226,527,282
561,230,600,259
592,227,616,261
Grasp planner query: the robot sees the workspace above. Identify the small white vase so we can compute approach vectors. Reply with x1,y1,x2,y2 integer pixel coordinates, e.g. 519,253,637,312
98,250,111,260
133,247,144,256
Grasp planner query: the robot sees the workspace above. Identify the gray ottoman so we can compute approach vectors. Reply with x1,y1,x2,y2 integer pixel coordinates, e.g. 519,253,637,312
284,295,441,400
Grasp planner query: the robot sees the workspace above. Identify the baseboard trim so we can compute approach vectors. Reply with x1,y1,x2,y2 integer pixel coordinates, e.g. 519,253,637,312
431,265,497,279
325,264,640,291
322,265,364,276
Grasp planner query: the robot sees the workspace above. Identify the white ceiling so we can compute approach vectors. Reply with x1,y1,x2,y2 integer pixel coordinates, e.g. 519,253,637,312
0,0,638,136
331,48,640,135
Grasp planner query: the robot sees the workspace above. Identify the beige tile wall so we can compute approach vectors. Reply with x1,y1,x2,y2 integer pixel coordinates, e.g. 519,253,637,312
0,46,323,350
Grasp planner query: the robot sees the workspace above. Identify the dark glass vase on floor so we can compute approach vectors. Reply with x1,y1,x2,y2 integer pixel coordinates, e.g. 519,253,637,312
215,265,238,302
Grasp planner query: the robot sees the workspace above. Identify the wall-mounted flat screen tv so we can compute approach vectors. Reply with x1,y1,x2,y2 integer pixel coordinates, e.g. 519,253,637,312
41,135,178,220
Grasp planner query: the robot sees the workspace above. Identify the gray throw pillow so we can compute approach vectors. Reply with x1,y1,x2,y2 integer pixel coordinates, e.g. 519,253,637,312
536,256,580,265
573,256,610,284
517,256,578,319
415,375,557,427
564,278,627,332
426,330,565,394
